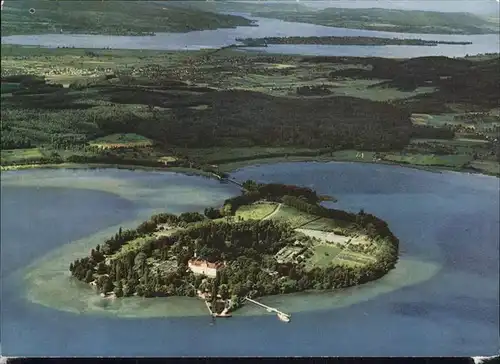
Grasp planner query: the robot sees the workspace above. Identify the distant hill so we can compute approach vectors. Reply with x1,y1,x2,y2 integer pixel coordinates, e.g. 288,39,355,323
251,7,498,34
0,0,253,36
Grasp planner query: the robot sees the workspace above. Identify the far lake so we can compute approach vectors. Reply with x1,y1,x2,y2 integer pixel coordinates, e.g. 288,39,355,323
1,164,498,356
1,15,499,57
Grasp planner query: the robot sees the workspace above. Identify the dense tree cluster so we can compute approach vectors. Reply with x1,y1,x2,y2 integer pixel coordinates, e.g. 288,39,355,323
2,74,413,153
296,85,332,96
282,195,355,222
222,182,320,214
1,132,32,150
410,125,455,140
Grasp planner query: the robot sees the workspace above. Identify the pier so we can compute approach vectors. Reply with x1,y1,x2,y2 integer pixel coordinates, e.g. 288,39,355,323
244,297,291,322
204,300,214,317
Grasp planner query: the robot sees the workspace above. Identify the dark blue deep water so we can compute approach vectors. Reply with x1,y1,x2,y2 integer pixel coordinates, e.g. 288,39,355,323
1,164,499,356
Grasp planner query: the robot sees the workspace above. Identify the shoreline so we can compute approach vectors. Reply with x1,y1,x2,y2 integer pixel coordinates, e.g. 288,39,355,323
0,163,216,178
3,156,495,178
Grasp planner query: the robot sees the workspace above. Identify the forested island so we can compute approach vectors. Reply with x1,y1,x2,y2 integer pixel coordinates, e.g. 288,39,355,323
69,181,399,315
237,36,473,47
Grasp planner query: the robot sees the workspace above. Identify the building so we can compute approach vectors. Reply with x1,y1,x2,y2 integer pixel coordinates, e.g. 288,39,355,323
188,259,224,278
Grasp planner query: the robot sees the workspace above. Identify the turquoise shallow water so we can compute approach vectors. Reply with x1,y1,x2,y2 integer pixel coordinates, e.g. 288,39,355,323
1,164,498,356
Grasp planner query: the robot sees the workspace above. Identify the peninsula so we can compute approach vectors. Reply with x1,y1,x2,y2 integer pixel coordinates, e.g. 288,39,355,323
236,36,473,47
69,181,399,315
251,7,498,35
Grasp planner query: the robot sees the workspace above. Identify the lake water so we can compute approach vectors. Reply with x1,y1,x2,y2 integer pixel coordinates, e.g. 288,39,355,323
1,15,498,57
1,164,499,356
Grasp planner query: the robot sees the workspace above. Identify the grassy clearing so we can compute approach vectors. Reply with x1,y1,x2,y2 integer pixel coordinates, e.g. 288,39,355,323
411,113,460,126
270,205,318,228
411,112,500,129
296,229,350,245
334,251,376,267
304,244,343,270
302,217,350,232
0,148,45,163
382,153,472,168
89,133,154,149
330,80,436,101
331,150,377,161
235,202,278,221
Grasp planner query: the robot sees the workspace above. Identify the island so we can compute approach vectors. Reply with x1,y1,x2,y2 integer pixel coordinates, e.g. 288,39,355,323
236,36,473,47
69,181,399,316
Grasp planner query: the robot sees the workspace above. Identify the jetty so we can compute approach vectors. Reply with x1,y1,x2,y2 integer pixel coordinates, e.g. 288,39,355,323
204,300,214,316
244,297,291,323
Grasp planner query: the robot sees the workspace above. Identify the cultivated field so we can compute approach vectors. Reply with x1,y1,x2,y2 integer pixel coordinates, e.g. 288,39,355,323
89,133,154,149
301,217,351,232
0,148,45,164
270,205,318,228
382,153,472,168
333,251,376,267
295,228,350,245
304,243,343,270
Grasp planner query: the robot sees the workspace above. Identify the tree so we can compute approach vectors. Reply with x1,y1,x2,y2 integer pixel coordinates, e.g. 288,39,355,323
116,263,123,282
123,282,134,297
218,284,230,300
211,272,221,302
231,283,243,297
134,252,147,275
97,261,107,274
102,277,114,294
242,180,259,192
114,281,124,297
204,207,222,219
85,270,94,283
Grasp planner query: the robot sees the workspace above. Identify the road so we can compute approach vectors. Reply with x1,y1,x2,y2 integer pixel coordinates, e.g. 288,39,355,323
262,203,282,221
